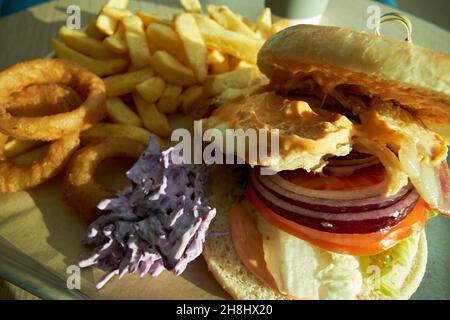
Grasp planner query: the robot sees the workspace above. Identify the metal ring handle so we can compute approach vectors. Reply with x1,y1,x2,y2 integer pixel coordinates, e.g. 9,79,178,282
375,12,413,43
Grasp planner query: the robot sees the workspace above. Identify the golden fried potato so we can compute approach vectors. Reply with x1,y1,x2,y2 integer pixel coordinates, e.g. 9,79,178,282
103,68,153,97
229,57,255,70
272,19,290,35
103,23,128,54
59,26,117,59
106,98,142,126
150,50,197,86
210,54,230,75
193,14,263,64
214,81,268,104
85,21,106,40
81,123,157,146
207,50,226,64
180,0,202,13
175,13,208,82
52,39,128,76
146,23,188,65
207,5,256,38
101,6,132,20
157,84,183,113
123,15,152,68
133,93,171,137
136,77,167,103
204,67,259,96
137,11,173,27
180,85,204,114
96,0,130,35
255,8,272,39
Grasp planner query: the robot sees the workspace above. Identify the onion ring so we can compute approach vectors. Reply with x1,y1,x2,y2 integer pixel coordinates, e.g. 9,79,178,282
0,82,85,193
1,82,84,159
63,138,147,223
0,132,80,193
6,83,82,117
0,59,106,141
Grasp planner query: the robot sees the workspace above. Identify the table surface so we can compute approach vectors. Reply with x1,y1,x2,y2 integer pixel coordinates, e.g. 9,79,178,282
1,0,450,70
0,0,449,300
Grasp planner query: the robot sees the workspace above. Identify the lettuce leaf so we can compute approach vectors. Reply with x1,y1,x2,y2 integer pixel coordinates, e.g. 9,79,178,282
360,233,421,299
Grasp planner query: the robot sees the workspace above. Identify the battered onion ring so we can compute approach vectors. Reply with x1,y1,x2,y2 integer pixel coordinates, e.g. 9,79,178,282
7,83,82,117
2,83,84,158
0,59,106,141
63,138,146,223
0,132,80,193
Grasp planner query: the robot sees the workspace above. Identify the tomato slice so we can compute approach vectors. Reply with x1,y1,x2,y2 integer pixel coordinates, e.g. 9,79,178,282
279,165,386,191
247,184,428,256
229,201,310,300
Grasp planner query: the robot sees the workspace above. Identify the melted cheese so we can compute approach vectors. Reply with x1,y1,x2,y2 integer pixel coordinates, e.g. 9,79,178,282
356,98,449,212
358,98,447,164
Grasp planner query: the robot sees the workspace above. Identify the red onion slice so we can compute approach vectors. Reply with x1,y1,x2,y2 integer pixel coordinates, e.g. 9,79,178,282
265,169,389,200
327,154,378,167
249,176,419,234
325,160,380,176
253,170,412,213
251,172,418,221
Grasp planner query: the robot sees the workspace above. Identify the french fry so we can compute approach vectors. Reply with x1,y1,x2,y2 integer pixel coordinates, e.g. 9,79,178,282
151,50,197,86
157,84,183,113
137,11,173,27
180,0,202,13
255,8,272,39
193,14,263,64
133,92,171,137
214,81,267,104
146,40,159,54
207,5,256,38
123,15,152,69
146,23,188,65
81,123,160,146
229,57,255,70
106,98,143,126
96,14,118,36
85,21,106,40
136,77,167,103
240,15,255,31
207,50,226,64
103,23,128,54
204,67,259,96
210,55,229,75
4,139,42,158
51,39,128,76
175,13,208,82
101,6,132,20
96,0,130,35
180,85,204,114
103,68,153,97
59,26,117,60
272,19,290,35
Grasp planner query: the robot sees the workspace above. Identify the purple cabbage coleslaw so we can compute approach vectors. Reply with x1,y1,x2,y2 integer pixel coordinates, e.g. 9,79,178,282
78,137,216,289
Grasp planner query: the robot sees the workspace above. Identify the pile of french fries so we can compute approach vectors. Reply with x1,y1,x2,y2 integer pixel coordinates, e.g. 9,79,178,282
52,0,289,139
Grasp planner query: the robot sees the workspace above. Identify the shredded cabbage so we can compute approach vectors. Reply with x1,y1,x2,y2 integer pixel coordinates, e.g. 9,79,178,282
79,137,216,289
